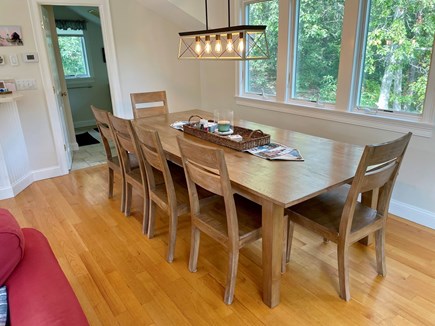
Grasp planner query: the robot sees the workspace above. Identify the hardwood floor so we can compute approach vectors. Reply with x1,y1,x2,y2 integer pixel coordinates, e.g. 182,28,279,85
1,165,435,325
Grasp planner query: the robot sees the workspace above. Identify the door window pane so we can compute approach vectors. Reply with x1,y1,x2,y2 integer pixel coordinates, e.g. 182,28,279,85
245,0,279,96
293,0,345,103
359,0,435,114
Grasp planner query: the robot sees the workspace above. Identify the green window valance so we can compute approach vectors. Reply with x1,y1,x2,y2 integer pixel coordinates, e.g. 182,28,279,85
55,20,87,31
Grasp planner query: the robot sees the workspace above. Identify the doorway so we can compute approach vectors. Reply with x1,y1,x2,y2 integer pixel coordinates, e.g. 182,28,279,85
29,0,122,176
46,6,113,170
49,5,113,170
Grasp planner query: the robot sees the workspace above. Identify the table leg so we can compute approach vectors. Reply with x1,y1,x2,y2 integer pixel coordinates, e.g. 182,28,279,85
261,200,284,308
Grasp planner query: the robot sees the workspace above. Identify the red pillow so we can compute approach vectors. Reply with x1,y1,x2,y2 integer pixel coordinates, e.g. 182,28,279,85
0,209,25,286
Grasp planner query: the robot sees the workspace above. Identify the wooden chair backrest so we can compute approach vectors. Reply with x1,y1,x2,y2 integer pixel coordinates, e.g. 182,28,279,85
341,132,412,236
132,122,176,206
130,91,168,119
108,113,141,174
177,136,239,243
91,105,116,161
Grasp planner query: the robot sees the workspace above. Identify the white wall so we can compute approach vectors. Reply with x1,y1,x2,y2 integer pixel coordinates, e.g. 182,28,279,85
110,0,201,118
0,0,59,174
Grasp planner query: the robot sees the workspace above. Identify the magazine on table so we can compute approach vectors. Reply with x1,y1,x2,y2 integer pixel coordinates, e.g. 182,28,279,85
170,120,189,130
246,142,304,161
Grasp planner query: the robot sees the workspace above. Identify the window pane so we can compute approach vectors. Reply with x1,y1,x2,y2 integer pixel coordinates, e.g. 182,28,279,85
245,0,279,96
294,0,345,103
58,36,89,78
359,0,435,114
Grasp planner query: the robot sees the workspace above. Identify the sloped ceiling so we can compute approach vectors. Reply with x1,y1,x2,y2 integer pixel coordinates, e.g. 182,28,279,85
135,0,205,31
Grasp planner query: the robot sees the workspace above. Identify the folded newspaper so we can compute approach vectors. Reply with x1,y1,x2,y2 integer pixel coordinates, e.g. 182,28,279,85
246,142,304,161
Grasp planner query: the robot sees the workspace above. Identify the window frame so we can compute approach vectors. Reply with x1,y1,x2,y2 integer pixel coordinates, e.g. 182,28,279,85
237,0,435,137
56,27,94,82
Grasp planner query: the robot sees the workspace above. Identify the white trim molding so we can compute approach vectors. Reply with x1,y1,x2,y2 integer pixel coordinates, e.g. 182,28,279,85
236,96,434,137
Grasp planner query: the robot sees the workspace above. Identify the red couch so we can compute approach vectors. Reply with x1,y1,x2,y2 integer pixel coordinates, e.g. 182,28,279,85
0,209,88,325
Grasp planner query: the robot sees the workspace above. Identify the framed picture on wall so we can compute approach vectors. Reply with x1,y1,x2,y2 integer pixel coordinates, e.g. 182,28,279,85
0,26,23,46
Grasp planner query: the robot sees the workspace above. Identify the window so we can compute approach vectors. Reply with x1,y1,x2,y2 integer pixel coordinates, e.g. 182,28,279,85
358,0,435,114
239,0,435,131
293,0,345,103
57,28,90,79
244,0,279,96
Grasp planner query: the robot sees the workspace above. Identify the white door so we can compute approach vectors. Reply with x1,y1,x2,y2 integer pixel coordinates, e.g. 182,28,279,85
41,6,73,170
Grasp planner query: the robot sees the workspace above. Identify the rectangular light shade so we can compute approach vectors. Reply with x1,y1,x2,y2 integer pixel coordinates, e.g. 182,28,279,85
178,25,269,60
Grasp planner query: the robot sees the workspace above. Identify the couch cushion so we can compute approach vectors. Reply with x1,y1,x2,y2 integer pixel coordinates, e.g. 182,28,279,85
5,228,88,326
0,209,25,286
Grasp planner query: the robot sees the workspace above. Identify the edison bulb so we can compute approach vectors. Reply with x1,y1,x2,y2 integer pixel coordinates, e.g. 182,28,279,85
226,33,233,52
238,32,244,52
195,36,202,54
205,35,211,54
215,35,222,53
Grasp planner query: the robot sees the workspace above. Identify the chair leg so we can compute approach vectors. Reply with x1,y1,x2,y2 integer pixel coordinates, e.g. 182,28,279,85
337,243,351,301
323,237,329,244
286,220,295,264
224,249,239,305
374,229,386,276
188,226,200,273
120,177,126,213
282,214,289,273
147,201,156,238
142,196,151,235
108,168,114,198
166,208,178,263
124,183,132,216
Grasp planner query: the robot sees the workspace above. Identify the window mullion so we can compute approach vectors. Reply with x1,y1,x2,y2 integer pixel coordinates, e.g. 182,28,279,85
422,40,435,123
335,0,363,112
275,0,291,102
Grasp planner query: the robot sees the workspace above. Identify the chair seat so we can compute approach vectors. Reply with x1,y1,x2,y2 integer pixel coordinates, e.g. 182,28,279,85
287,184,381,242
195,194,262,248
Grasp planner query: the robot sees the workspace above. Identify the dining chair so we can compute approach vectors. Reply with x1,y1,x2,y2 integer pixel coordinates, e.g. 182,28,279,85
177,136,276,304
90,106,122,199
130,91,168,119
132,122,191,262
108,113,148,224
284,132,412,301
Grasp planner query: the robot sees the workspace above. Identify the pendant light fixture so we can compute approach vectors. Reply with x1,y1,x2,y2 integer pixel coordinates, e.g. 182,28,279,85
178,0,269,60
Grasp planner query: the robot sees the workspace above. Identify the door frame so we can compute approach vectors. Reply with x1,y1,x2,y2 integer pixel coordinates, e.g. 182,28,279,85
27,0,122,174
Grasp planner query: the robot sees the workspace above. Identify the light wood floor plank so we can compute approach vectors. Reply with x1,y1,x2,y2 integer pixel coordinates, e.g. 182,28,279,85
1,165,435,325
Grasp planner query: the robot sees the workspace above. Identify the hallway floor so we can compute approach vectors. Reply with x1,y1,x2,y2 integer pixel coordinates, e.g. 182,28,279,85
71,128,114,171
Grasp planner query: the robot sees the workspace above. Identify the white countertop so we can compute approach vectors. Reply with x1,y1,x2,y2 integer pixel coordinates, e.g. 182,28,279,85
0,93,23,103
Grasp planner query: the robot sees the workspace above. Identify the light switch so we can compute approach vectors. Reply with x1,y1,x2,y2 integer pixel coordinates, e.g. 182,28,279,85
9,54,19,66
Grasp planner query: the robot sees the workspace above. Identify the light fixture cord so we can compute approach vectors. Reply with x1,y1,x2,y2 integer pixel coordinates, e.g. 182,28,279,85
228,0,231,27
205,0,209,30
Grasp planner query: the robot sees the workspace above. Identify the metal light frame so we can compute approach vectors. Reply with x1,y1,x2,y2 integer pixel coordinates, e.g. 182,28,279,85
178,0,269,60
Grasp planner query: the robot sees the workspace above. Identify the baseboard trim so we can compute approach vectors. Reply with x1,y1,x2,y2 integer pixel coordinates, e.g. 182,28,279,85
0,186,14,199
390,199,435,230
71,141,79,151
74,119,96,129
0,173,33,200
0,166,66,200
32,166,66,181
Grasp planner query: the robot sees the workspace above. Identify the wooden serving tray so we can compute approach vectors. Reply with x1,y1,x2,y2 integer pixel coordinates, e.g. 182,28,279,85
183,124,270,151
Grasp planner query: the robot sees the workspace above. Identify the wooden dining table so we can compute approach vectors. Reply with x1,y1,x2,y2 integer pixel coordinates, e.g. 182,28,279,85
135,109,363,308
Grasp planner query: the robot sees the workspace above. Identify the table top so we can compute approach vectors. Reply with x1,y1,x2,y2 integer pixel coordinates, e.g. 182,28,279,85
135,109,363,208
